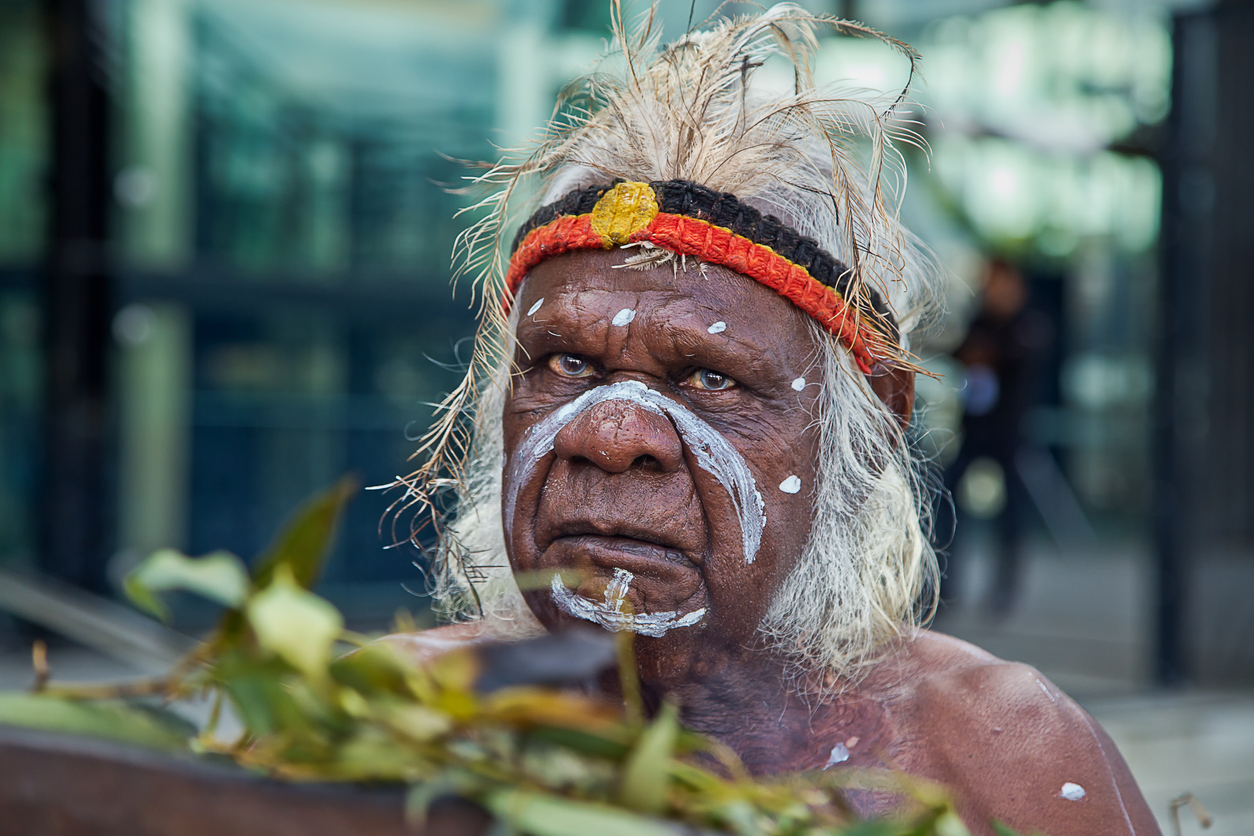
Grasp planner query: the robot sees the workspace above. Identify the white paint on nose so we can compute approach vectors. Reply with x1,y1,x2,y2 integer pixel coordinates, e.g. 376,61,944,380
707,321,727,334
611,308,636,326
504,380,766,564
527,298,544,316
1060,782,1086,801
791,377,806,391
779,475,802,494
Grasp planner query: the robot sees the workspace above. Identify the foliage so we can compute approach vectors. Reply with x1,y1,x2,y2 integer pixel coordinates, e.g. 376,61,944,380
0,477,995,836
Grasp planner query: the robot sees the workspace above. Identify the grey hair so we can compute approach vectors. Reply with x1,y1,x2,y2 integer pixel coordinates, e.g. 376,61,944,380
760,321,936,682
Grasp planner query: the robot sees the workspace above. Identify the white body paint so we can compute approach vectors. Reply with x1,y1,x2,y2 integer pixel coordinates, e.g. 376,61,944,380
779,475,802,494
1060,782,1086,801
504,380,766,563
791,377,806,391
527,298,544,316
707,321,727,334
550,569,706,637
823,742,849,769
611,308,636,326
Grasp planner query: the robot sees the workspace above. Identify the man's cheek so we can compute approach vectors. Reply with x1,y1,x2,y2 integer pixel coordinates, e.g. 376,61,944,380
501,462,549,571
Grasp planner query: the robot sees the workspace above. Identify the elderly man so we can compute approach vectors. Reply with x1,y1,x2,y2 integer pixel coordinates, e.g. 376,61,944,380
388,7,1159,835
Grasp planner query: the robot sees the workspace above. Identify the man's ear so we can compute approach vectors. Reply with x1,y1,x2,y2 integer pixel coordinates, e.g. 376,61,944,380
868,365,914,432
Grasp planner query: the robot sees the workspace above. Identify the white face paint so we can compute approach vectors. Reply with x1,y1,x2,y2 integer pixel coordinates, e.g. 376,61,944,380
504,380,766,563
779,475,802,494
611,308,636,326
791,377,806,391
707,321,727,334
527,298,544,317
823,742,849,769
1060,783,1086,801
550,568,707,637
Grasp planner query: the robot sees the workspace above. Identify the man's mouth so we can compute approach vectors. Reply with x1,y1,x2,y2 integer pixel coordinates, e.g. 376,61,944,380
546,520,699,574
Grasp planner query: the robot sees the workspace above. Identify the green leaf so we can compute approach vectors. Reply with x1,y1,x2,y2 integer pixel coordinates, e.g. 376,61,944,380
486,789,678,836
250,475,357,590
124,548,249,621
0,693,192,752
527,725,630,759
329,643,412,697
246,566,344,679
990,823,1027,836
935,810,974,836
378,701,453,743
618,700,679,815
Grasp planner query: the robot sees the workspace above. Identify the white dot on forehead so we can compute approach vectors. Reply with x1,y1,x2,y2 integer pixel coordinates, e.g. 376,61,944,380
779,475,802,494
1060,782,1086,801
791,377,806,391
707,321,727,334
611,308,636,326
526,298,544,317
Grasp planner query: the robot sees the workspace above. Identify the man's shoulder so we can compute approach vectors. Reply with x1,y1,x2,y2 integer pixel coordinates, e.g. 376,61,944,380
887,628,1062,713
865,629,1160,835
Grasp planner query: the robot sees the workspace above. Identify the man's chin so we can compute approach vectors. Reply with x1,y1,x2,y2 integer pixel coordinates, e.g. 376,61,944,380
521,584,710,643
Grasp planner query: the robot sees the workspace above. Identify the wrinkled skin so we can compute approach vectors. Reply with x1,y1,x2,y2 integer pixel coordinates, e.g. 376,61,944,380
391,250,1160,836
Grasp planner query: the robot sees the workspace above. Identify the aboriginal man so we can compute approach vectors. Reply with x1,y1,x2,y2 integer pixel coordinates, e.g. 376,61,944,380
386,7,1160,835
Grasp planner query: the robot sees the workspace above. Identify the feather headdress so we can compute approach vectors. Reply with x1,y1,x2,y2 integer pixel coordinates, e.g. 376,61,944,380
388,3,940,610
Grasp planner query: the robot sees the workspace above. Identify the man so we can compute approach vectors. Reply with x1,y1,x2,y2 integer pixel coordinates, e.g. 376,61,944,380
387,7,1159,835
939,258,1053,612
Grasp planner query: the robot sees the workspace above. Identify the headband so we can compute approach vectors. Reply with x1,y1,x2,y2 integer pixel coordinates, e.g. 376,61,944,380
505,179,899,375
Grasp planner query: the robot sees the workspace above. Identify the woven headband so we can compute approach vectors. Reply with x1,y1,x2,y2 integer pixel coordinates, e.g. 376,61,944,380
505,179,899,375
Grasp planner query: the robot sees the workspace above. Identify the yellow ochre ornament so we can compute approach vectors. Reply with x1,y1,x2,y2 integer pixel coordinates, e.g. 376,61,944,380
590,181,659,245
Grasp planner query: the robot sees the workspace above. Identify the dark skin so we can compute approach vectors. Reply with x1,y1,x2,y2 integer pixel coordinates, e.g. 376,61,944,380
391,249,1161,836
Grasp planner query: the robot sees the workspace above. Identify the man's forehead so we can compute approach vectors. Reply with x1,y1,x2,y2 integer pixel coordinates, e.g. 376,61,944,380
513,251,818,369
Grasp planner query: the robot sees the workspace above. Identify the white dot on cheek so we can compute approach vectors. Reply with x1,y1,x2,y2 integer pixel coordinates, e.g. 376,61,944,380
527,298,544,317
1060,782,1086,801
612,308,636,326
791,377,806,391
707,321,727,334
779,475,802,494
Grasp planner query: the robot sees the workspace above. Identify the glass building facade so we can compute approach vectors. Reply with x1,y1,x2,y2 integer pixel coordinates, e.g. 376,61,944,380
0,0,1198,634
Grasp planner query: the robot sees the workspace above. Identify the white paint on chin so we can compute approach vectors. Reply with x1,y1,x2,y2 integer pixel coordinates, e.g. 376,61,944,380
791,377,806,391
707,321,727,334
550,569,706,637
779,475,802,494
504,380,766,563
611,308,636,326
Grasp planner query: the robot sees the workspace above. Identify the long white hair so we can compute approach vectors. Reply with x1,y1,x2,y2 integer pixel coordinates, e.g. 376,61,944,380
388,3,942,681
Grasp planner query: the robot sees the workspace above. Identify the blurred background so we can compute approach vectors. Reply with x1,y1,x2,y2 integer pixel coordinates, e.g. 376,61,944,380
0,0,1250,830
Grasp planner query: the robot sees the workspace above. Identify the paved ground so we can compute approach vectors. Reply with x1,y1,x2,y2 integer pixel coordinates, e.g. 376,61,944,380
2,541,1252,835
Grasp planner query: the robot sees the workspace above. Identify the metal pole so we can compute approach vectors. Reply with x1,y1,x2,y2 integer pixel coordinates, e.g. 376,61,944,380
40,0,114,592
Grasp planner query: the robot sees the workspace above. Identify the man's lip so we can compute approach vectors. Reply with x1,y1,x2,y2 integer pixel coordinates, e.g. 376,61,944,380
548,520,685,552
549,533,698,573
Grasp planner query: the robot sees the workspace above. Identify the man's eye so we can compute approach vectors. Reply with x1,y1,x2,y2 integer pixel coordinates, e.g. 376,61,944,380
548,353,595,378
687,368,738,391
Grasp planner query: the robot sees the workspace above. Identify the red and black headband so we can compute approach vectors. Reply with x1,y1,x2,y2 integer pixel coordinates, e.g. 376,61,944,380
506,179,900,375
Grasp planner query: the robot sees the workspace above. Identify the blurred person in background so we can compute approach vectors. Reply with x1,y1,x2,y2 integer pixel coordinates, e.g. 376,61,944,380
939,258,1052,615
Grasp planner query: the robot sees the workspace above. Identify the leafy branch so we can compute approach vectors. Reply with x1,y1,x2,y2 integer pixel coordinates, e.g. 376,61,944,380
0,477,997,836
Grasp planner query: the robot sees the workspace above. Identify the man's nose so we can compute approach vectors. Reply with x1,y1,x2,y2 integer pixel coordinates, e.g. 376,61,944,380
553,398,684,474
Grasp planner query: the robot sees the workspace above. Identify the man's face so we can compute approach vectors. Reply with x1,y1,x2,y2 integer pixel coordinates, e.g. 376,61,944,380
502,249,823,683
